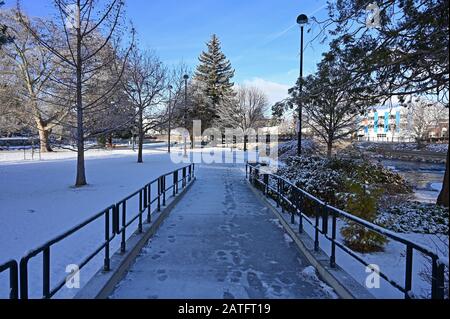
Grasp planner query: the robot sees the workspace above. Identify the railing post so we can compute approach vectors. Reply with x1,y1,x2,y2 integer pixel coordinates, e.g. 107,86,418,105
330,211,337,268
147,184,152,223
113,204,120,234
9,262,18,300
276,178,280,208
173,171,177,196
281,180,285,213
291,190,295,225
138,190,143,233
298,192,303,234
144,185,148,208
188,165,192,182
43,247,50,299
19,258,28,300
157,178,161,212
404,246,413,299
263,174,269,196
322,204,329,235
431,257,445,299
162,176,166,206
104,208,111,271
121,202,126,253
314,205,320,252
182,167,187,188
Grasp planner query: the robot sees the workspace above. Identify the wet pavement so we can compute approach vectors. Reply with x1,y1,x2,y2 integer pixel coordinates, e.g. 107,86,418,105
110,164,336,299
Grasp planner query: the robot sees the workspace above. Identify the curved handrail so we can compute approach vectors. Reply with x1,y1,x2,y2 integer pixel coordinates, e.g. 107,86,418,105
246,162,446,299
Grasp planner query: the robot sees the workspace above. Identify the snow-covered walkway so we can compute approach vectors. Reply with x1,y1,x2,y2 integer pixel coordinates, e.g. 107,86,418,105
111,163,337,299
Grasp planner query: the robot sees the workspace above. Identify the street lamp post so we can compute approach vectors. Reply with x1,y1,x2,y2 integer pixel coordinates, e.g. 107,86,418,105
297,14,308,156
183,74,189,158
167,85,173,153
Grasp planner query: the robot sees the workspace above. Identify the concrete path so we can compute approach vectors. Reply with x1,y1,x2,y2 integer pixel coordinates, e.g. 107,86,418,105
110,164,336,299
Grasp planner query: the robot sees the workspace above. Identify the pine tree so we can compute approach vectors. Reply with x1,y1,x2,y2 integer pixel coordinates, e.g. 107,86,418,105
194,34,235,111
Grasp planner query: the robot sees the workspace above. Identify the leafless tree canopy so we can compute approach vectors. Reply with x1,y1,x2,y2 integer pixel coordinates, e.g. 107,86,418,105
16,0,134,186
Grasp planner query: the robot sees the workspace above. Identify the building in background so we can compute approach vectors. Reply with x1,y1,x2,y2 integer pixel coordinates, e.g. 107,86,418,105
358,105,449,143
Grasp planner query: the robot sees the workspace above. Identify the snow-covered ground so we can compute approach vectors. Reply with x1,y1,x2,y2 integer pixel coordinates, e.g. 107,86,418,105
0,145,273,299
0,145,184,298
270,194,448,299
0,144,446,299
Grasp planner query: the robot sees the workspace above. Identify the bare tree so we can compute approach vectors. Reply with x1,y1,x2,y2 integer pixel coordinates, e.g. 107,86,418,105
122,48,167,163
17,0,133,187
0,10,70,152
164,63,191,151
0,82,29,136
217,86,268,151
409,99,449,148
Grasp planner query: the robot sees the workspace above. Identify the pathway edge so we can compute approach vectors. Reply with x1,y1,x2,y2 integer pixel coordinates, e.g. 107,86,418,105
246,179,375,300
75,177,197,299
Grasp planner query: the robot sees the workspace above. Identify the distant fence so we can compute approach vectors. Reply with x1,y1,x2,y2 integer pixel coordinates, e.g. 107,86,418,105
246,162,447,299
0,164,195,299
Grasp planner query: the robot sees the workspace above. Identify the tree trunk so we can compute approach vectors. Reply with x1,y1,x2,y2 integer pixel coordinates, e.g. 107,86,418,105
108,134,113,149
244,135,248,152
437,149,449,207
327,141,333,158
75,16,87,187
37,123,53,153
137,107,144,163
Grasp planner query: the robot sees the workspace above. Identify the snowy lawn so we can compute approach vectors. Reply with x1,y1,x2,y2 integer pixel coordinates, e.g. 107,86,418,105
0,145,272,299
0,145,185,298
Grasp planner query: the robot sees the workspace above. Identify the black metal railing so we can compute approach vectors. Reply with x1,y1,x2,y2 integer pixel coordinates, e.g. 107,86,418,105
246,162,446,299
0,164,195,299
0,260,19,299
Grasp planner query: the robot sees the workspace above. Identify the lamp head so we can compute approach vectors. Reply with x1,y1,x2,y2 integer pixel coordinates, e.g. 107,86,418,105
297,14,308,26
183,74,189,80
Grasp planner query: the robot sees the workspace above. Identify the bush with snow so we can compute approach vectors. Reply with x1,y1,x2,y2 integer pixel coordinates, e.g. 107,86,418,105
277,155,412,208
376,202,449,235
278,139,318,160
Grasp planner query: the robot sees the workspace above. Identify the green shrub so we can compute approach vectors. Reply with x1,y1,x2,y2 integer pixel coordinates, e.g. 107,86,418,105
340,182,388,253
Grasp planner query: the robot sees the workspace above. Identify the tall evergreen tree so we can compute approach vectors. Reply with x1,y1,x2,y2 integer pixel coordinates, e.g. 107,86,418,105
194,34,235,115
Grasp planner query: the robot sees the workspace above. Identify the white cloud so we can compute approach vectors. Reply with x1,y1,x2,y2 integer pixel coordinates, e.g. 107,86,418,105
241,77,291,106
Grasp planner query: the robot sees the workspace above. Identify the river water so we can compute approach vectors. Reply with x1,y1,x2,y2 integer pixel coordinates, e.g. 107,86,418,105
380,159,445,203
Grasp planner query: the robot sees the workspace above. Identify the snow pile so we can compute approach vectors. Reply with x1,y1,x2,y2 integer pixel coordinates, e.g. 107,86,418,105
376,202,449,234
298,266,338,299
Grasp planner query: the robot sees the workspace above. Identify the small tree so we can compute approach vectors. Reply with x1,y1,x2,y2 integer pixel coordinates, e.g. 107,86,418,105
280,51,375,157
217,86,268,151
122,48,167,163
409,99,449,148
341,182,388,253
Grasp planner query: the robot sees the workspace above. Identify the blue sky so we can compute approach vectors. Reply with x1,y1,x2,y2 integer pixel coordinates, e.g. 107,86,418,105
8,0,331,104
